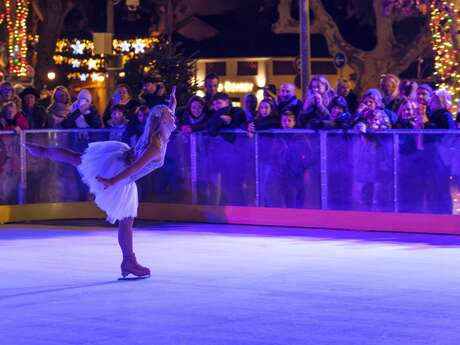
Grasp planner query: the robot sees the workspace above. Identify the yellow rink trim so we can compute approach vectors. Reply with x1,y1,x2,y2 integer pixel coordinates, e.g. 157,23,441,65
0,202,105,224
1,202,460,235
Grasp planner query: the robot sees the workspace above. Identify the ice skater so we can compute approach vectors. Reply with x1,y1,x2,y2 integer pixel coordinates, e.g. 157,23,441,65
25,87,177,279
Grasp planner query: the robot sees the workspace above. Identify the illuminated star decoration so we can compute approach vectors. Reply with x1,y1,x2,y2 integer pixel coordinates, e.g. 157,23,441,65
71,40,85,55
71,59,81,68
133,39,145,54
120,40,131,52
87,58,98,70
80,73,88,82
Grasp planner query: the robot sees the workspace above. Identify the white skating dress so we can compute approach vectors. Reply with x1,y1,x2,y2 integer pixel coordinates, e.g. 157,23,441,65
77,140,167,224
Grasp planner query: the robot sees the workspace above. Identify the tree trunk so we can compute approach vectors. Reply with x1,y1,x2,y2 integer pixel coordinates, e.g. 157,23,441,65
308,0,432,96
33,0,75,89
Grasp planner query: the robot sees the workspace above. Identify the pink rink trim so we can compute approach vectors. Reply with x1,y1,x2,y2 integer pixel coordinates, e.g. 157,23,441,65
1,203,459,235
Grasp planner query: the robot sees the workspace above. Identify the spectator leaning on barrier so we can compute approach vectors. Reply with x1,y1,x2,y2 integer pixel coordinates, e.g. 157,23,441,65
280,110,296,129
61,89,101,129
354,88,392,133
179,96,210,134
208,93,245,136
139,77,168,108
244,98,280,134
336,79,358,113
398,80,418,101
425,89,455,129
277,83,303,117
103,84,140,126
321,96,353,130
395,99,424,130
20,87,48,129
298,75,336,129
122,105,149,147
380,73,404,115
242,94,258,123
47,85,72,129
0,82,21,110
107,104,128,129
0,101,29,133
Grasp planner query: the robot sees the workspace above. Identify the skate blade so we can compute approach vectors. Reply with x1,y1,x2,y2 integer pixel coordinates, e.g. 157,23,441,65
118,275,150,281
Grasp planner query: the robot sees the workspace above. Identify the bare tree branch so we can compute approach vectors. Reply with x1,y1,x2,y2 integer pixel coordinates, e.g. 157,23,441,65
390,24,432,73
31,0,44,21
310,0,365,68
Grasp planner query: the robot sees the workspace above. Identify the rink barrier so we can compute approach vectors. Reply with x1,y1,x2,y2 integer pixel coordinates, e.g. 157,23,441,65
1,202,460,235
1,129,460,234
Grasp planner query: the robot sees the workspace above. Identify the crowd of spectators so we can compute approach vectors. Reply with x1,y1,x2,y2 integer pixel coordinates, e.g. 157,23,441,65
1,73,459,135
1,73,460,212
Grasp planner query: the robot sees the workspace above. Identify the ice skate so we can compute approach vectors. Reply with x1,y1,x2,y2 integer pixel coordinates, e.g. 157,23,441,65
120,254,151,279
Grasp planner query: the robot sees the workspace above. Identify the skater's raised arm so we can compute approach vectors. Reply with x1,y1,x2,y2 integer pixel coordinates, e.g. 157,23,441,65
97,103,176,190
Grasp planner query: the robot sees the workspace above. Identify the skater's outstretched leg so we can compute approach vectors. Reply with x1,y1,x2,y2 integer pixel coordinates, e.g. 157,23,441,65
25,143,81,167
119,217,150,278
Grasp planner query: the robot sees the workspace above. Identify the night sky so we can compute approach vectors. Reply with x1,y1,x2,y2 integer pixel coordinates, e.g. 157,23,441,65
58,0,431,78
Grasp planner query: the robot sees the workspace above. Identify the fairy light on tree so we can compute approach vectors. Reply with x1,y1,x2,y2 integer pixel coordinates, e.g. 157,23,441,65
384,0,460,111
5,0,30,77
429,1,460,111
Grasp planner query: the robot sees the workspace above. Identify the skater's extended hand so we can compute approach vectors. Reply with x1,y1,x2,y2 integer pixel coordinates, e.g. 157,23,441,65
169,86,177,114
96,176,115,190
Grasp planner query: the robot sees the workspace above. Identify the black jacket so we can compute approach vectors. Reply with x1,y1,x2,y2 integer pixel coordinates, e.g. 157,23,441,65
61,106,102,129
208,106,246,136
277,96,303,117
179,111,212,132
424,109,455,129
102,99,140,126
22,105,48,129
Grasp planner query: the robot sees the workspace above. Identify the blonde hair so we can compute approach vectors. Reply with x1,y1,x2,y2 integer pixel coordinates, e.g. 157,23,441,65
433,89,453,110
306,75,336,107
51,85,71,105
133,105,171,156
398,99,422,128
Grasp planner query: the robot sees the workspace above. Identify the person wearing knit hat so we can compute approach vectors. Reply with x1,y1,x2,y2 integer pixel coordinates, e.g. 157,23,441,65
62,88,102,129
47,85,72,128
20,87,48,129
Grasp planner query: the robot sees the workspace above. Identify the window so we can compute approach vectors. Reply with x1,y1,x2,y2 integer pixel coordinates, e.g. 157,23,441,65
205,62,226,76
237,61,258,76
312,61,336,75
273,60,296,75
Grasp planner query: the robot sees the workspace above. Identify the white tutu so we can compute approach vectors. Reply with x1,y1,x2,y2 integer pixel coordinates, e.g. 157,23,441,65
77,141,138,224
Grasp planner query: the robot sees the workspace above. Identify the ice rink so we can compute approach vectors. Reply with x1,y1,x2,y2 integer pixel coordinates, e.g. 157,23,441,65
1,221,460,345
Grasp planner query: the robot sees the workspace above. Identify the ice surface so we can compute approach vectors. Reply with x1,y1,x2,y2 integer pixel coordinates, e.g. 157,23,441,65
1,221,460,345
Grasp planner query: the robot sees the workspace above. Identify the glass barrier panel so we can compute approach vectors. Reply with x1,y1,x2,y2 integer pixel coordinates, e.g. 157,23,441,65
326,132,395,212
24,130,123,203
257,131,321,209
137,133,192,204
397,132,458,215
0,132,21,205
194,131,256,206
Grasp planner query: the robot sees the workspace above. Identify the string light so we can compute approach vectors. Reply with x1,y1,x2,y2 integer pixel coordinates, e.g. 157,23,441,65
429,1,460,112
28,35,159,80
5,0,30,77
